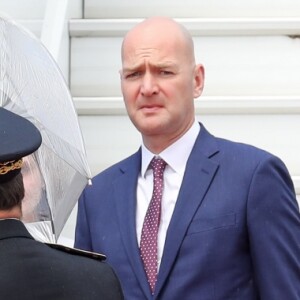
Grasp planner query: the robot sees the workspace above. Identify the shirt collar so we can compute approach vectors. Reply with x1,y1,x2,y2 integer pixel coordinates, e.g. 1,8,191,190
141,121,200,177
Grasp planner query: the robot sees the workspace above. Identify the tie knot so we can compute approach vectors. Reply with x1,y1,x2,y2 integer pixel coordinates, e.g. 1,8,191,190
150,158,167,178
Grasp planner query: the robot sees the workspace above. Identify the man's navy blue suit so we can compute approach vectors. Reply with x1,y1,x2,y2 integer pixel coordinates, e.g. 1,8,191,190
75,124,300,299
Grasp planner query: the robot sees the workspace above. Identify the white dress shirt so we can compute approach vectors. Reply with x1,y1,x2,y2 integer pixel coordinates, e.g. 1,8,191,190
136,121,200,270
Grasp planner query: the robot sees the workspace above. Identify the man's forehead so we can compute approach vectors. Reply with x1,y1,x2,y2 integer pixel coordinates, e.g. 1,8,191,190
123,42,183,63
122,57,178,71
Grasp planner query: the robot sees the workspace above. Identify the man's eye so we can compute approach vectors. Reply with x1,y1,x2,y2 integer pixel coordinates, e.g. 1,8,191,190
21,161,30,173
126,72,141,79
160,70,173,76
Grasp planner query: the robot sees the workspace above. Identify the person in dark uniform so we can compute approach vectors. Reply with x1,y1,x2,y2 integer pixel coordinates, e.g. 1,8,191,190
0,107,123,300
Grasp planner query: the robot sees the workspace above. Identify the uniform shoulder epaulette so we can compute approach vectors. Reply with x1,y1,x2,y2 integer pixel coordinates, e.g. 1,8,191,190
45,243,106,261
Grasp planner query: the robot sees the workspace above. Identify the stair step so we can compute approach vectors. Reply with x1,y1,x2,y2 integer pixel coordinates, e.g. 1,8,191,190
70,18,300,37
74,96,300,115
83,0,300,19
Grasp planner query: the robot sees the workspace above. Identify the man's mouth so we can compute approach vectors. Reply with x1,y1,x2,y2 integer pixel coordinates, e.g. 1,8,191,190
140,105,163,113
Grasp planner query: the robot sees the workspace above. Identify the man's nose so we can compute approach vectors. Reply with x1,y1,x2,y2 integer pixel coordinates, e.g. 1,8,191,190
140,73,158,96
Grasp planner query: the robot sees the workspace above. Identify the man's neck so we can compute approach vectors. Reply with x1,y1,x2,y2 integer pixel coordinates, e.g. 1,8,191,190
0,206,22,220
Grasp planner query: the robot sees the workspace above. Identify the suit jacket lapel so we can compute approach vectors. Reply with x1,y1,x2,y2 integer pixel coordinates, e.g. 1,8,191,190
155,124,220,297
113,150,152,299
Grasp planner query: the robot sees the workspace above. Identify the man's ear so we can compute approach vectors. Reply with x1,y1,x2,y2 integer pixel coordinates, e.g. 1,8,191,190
193,64,205,98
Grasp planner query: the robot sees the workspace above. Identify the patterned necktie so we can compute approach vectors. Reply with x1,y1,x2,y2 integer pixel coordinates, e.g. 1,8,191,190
140,157,167,294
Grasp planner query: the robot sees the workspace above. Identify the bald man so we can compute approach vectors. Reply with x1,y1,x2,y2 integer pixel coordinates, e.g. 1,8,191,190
75,17,300,299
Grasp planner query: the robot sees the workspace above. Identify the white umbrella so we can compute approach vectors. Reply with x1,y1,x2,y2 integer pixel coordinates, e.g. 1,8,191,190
0,14,91,242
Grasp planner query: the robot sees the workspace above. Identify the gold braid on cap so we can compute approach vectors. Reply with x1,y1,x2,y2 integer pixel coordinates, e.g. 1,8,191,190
0,159,23,175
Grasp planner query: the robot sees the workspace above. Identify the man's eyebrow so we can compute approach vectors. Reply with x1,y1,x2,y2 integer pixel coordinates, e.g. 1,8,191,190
122,63,144,73
156,62,177,68
122,62,177,72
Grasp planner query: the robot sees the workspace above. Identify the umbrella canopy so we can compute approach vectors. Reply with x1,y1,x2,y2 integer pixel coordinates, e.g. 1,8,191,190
0,15,91,242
